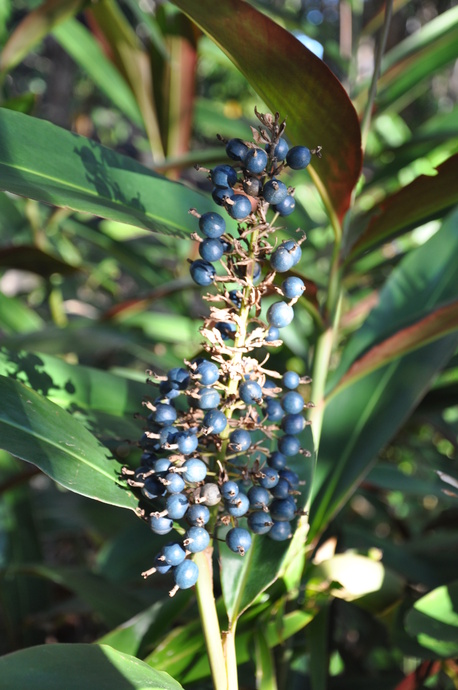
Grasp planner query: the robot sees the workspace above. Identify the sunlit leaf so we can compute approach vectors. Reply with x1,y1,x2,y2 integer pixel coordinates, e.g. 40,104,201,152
0,108,205,238
0,375,137,511
170,0,362,224
0,644,184,690
405,580,458,657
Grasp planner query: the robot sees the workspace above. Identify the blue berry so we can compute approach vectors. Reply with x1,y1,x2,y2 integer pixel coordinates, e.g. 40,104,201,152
268,521,292,541
216,322,236,340
151,457,171,473
270,245,295,273
199,212,226,238
142,476,167,500
152,553,172,575
184,526,210,553
270,497,296,522
229,429,252,452
282,277,305,300
226,492,250,517
226,527,252,555
282,391,304,414
149,515,174,535
186,504,210,526
183,458,207,483
286,145,311,170
239,380,263,404
195,387,221,410
244,148,268,174
259,467,279,489
281,413,306,435
226,138,249,162
278,434,301,456
266,138,289,160
167,367,190,389
190,259,216,286
164,472,186,494
173,559,199,589
199,238,224,262
263,178,288,205
271,478,291,499
166,493,189,520
211,164,238,188
203,409,227,435
248,485,270,509
228,194,252,220
151,402,177,426
282,370,301,389
159,381,181,399
162,542,186,566
264,398,284,422
194,360,220,385
221,480,239,500
280,469,300,488
267,451,287,470
282,240,302,266
266,301,294,329
247,511,273,535
212,185,234,206
273,194,295,216
229,289,242,309
265,326,280,342
176,430,199,455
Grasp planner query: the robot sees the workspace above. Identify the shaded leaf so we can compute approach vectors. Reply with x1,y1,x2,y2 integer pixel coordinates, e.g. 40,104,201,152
405,580,458,657
0,108,205,238
0,244,80,276
0,644,183,690
0,375,137,511
170,0,362,224
0,0,82,74
348,154,458,260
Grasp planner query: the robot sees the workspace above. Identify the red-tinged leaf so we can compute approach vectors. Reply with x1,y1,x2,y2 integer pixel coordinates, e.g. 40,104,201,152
170,0,362,225
392,662,441,690
86,1,164,161
348,154,458,260
328,300,458,400
0,245,80,277
0,0,83,74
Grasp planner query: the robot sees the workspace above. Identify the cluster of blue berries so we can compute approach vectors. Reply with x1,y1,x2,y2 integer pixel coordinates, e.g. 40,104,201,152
124,110,318,596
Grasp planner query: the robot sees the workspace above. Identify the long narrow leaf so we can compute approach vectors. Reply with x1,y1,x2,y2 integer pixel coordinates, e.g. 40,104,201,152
0,108,205,238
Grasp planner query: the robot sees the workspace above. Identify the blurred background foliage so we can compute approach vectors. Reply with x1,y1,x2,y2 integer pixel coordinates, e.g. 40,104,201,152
0,0,457,689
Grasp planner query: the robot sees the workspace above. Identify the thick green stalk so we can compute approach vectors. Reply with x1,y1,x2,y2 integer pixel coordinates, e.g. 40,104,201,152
222,625,238,690
194,548,227,690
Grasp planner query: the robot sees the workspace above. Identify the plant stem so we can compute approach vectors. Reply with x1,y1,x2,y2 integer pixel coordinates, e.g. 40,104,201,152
360,0,394,151
222,624,238,690
194,548,227,690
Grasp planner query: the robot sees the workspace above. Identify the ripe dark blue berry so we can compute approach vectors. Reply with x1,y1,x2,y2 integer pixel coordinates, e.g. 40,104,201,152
226,138,249,162
199,238,224,262
281,413,306,435
195,387,221,410
226,492,250,517
183,458,207,483
264,398,284,422
266,137,289,160
278,434,301,456
247,511,273,534
184,526,210,553
268,521,292,541
244,147,268,174
258,467,279,489
286,145,311,170
212,185,234,206
267,451,287,470
270,245,295,273
226,527,252,555
221,480,239,500
263,178,288,205
211,164,238,188
265,326,280,342
162,542,186,566
248,485,270,509
203,408,227,434
283,240,302,266
228,194,252,220
149,514,174,535
229,429,252,452
190,259,216,286
164,472,186,494
176,430,199,455
282,391,304,414
173,559,199,589
282,277,305,300
239,380,263,404
194,360,220,386
282,370,301,389
186,504,210,526
216,322,236,340
266,301,294,328
273,195,295,216
199,211,226,238
270,497,296,522
165,493,189,520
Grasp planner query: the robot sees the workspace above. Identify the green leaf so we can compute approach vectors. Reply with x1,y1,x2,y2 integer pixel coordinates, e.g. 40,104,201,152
0,108,205,238
377,6,458,112
0,293,44,334
170,0,362,225
310,211,458,536
0,374,138,511
52,18,143,127
0,0,82,74
0,244,80,276
0,644,184,690
348,155,458,260
405,580,458,657
254,628,278,690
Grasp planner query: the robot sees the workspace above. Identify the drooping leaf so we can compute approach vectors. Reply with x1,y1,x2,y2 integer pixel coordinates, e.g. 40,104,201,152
0,375,138,511
170,0,362,225
0,644,184,690
52,18,143,127
310,211,458,537
0,0,83,74
405,580,458,657
348,154,458,260
0,108,205,238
